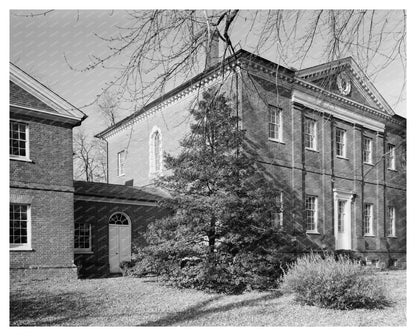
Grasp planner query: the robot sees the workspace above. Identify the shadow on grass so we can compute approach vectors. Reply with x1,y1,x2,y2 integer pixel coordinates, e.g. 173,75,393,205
138,291,283,326
10,291,95,326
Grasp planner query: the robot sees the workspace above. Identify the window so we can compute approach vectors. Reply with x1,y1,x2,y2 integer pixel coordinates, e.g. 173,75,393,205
363,137,373,164
337,200,346,233
10,121,29,159
268,106,282,141
150,128,163,175
109,212,130,225
304,118,317,150
270,191,283,227
74,223,92,252
335,128,346,157
387,207,396,237
305,195,318,232
10,204,31,250
364,203,373,236
117,150,126,176
387,144,396,170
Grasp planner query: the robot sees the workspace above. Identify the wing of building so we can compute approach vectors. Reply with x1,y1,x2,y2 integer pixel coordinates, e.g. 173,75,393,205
10,63,86,279
97,50,406,268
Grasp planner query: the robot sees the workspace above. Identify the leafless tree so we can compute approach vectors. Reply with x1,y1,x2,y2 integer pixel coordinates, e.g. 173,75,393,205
97,90,121,127
60,10,406,109
73,128,107,182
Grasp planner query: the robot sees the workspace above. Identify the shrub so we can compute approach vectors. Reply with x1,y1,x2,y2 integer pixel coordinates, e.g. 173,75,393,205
280,253,390,310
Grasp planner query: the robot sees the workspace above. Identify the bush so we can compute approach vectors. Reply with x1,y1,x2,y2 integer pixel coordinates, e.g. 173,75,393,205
280,253,389,310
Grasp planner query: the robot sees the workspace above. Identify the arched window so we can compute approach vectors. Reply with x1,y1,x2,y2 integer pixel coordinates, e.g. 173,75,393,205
109,212,130,226
149,126,162,176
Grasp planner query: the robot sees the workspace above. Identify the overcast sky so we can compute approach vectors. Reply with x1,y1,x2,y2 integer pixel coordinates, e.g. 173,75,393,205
10,10,407,138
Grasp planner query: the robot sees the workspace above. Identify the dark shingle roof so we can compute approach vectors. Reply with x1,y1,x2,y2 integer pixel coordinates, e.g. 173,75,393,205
74,181,167,202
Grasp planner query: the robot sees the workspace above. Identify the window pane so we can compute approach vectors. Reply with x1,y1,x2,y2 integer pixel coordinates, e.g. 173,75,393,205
10,122,27,157
10,204,28,245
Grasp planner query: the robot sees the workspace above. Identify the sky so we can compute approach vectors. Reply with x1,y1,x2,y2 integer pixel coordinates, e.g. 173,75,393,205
9,9,407,139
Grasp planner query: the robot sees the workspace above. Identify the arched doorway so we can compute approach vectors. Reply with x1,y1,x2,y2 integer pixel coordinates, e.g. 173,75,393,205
108,212,131,273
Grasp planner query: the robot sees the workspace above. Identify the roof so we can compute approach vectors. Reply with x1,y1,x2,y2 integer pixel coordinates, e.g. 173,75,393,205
10,62,87,124
95,49,294,139
74,180,166,202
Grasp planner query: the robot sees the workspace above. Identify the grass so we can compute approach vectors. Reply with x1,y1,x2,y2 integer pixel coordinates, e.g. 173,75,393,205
10,270,406,326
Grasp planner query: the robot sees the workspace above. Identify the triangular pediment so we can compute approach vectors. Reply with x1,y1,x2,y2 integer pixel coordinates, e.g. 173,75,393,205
10,63,86,122
296,57,394,116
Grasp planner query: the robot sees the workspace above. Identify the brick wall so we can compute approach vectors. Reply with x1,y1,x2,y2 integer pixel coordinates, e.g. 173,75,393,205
74,200,169,278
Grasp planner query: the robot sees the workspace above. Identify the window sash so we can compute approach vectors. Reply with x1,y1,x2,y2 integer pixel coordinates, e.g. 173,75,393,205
305,196,317,232
364,204,373,235
153,131,161,172
268,108,281,141
74,223,92,251
117,150,125,176
363,138,372,164
10,204,31,249
271,192,283,227
10,121,28,158
387,207,396,237
335,128,346,157
387,144,396,170
304,118,316,149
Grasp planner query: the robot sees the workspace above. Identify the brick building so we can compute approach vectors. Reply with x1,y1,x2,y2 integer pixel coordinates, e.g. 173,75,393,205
10,63,86,279
97,50,406,266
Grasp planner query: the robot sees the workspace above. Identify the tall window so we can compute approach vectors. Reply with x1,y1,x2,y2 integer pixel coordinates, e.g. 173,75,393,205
10,204,31,249
117,150,126,176
335,128,346,157
304,118,317,150
387,144,396,170
10,121,29,159
337,200,346,233
270,191,283,227
74,223,91,252
387,207,396,237
364,203,373,235
363,137,373,164
150,128,162,175
305,195,317,232
268,106,282,141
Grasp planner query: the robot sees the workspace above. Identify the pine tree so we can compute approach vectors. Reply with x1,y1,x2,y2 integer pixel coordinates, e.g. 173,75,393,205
141,88,295,292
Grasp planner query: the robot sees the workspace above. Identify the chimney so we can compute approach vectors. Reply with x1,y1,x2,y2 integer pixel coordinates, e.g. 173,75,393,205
205,30,220,69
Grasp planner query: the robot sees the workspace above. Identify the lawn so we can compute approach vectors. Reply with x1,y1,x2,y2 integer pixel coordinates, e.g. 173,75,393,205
10,270,406,326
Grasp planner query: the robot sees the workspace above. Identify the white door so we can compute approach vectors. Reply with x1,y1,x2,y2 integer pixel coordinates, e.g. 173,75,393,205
109,223,131,273
334,190,353,250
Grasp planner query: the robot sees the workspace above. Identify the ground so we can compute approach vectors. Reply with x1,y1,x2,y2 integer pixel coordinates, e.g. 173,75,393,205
10,270,406,326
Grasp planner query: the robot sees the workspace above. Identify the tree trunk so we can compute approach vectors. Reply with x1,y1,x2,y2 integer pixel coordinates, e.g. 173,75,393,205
207,215,216,264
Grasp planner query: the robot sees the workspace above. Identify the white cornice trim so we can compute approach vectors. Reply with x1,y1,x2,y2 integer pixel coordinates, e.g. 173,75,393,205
10,104,82,124
10,63,86,121
101,64,238,139
292,89,385,132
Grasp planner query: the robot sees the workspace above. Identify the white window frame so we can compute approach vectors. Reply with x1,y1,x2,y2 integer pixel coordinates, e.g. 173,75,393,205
363,137,373,164
387,144,396,170
271,191,283,227
10,203,32,251
74,223,92,253
387,207,396,237
149,126,163,176
305,195,318,233
363,203,374,236
304,118,317,150
10,120,30,161
268,106,282,142
117,150,126,176
335,128,346,158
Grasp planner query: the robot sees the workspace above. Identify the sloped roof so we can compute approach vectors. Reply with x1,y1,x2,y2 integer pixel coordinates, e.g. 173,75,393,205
74,181,166,202
10,62,87,123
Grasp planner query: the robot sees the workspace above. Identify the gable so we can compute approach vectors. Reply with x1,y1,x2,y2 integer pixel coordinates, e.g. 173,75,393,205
296,58,394,116
10,63,86,124
10,81,57,113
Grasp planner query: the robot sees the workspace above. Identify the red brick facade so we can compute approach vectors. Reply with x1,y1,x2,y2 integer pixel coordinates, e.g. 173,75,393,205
99,51,406,267
10,64,86,280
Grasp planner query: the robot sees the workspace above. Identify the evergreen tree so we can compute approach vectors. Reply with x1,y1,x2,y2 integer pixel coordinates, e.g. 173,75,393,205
140,88,296,293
